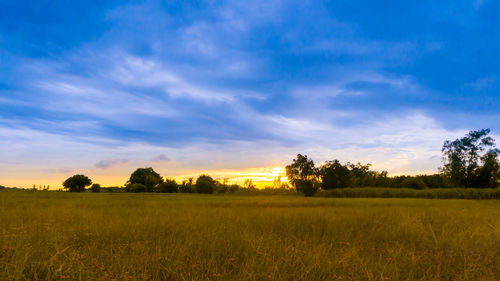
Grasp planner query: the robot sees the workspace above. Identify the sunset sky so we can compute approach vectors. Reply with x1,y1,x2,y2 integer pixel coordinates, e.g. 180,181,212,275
1,1,499,188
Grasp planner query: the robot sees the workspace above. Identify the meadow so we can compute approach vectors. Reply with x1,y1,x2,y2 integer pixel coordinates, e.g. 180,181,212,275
0,190,499,280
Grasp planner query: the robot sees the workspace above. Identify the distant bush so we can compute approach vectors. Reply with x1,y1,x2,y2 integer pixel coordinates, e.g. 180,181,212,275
322,187,500,200
101,186,125,192
90,184,101,193
125,183,147,193
295,179,319,197
233,186,298,196
0,185,5,190
179,178,196,193
157,179,178,193
401,177,427,190
196,175,216,194
214,183,235,194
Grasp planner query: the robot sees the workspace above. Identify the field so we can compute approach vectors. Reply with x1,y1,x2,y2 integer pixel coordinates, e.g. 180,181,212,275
1,190,499,280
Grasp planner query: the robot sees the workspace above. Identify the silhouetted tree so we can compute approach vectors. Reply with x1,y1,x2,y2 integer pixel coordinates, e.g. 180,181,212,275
196,175,216,194
179,178,195,193
90,183,101,192
63,174,92,192
441,129,499,187
286,154,319,196
320,160,350,189
475,149,500,187
127,167,163,192
243,178,256,189
157,179,178,193
0,185,5,190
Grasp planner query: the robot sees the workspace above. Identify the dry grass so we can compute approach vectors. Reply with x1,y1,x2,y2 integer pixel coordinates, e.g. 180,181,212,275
0,190,499,280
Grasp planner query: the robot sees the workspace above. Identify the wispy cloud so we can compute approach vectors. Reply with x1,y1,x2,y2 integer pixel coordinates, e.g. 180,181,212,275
95,159,130,169
1,0,499,188
151,154,171,162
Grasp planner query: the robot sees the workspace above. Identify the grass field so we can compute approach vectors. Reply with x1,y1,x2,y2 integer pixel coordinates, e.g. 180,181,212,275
0,190,499,280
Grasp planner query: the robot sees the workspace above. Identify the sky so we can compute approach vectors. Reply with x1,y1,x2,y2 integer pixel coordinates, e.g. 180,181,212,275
1,0,499,188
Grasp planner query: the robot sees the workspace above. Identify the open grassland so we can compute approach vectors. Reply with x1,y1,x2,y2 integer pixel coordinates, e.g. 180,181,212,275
0,190,499,280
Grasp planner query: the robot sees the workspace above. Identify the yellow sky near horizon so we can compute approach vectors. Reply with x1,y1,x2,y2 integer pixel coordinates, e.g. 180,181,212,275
1,166,289,190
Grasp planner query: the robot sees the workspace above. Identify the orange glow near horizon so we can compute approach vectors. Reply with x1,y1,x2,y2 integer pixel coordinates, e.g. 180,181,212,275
1,167,289,190
171,166,288,188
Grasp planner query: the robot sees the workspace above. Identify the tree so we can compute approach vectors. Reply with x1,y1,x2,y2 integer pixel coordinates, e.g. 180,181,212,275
441,129,499,187
63,175,92,192
475,149,500,188
90,183,101,192
179,178,195,193
0,185,5,190
157,179,178,193
127,167,163,192
286,154,319,196
243,178,256,189
320,160,350,189
196,175,216,194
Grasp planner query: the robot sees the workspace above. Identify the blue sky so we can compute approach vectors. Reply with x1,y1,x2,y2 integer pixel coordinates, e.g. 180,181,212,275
1,0,499,187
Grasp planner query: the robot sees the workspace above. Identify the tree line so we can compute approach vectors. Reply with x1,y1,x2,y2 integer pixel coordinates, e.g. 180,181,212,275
286,129,500,196
61,169,252,194
57,129,499,195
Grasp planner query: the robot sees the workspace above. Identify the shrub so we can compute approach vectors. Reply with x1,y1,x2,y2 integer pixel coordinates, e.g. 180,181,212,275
196,175,216,194
322,187,500,199
295,179,319,197
157,179,178,193
179,178,196,193
125,183,146,193
401,177,427,189
90,184,101,193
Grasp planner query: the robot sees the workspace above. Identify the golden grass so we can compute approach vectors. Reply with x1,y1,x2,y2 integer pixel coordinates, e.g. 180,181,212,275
0,190,499,280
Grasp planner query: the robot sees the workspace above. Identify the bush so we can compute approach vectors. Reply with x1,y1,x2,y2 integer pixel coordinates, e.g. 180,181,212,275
196,175,216,194
157,179,178,193
401,177,427,189
0,185,5,190
322,187,500,199
90,184,101,193
125,183,146,193
295,179,319,197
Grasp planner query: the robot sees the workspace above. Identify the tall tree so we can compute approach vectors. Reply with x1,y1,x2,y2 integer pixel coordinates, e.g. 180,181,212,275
441,129,499,187
286,154,319,196
319,160,350,189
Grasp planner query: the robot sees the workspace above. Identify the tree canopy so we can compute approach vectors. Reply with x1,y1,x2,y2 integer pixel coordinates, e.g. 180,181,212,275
127,167,163,192
196,175,216,194
286,154,319,196
441,129,500,187
63,175,92,192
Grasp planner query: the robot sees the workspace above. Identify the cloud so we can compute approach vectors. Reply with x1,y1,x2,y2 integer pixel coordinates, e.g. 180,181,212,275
464,75,496,90
42,168,74,174
151,154,171,162
1,0,500,189
95,159,130,169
